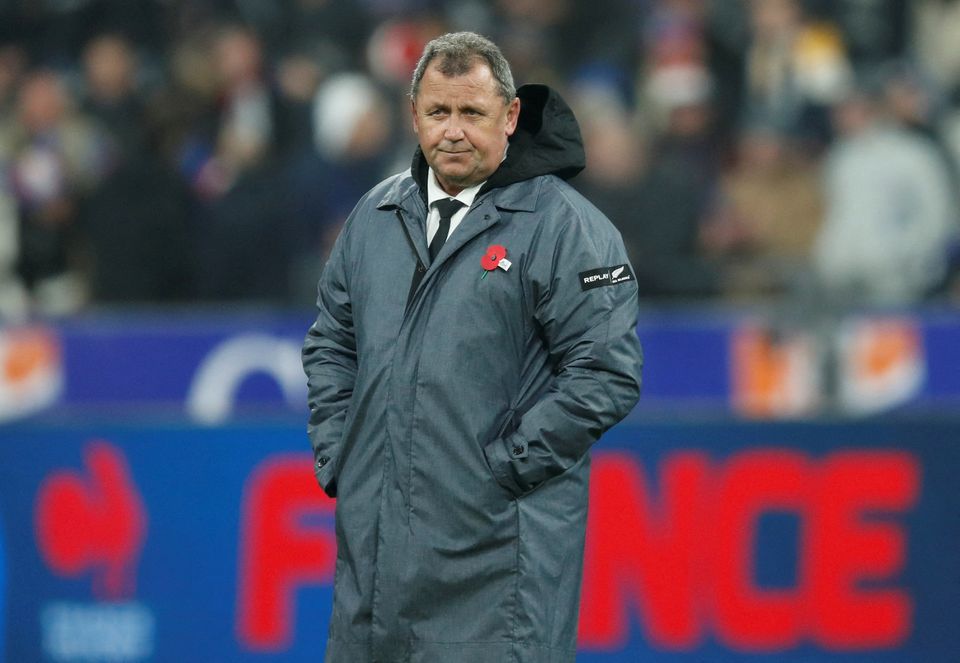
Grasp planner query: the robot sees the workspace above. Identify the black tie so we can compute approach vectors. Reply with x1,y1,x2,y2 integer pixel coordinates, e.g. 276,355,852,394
429,198,465,262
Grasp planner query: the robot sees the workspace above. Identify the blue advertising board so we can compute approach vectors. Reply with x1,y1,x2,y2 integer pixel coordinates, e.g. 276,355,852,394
1,417,958,661
3,307,960,660
1,511,5,663
3,307,960,425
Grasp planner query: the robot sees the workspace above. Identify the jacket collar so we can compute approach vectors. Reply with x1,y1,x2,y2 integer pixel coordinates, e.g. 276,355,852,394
376,169,540,214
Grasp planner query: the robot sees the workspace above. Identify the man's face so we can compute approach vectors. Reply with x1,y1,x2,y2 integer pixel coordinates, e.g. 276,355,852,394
412,59,520,195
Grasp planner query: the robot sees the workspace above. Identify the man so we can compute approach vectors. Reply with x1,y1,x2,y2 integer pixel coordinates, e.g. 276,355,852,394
302,32,642,663
813,84,957,304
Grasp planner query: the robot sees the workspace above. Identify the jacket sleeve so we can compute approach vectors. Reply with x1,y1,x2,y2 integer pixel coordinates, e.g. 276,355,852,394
302,227,356,497
483,207,643,497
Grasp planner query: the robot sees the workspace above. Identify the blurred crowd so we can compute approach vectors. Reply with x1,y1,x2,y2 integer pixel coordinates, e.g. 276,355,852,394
1,0,959,318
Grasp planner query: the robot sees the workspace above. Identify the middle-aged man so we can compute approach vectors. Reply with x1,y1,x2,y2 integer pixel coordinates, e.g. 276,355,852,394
303,31,643,663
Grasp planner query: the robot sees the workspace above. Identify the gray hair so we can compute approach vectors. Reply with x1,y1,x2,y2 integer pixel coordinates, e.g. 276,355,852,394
409,31,516,104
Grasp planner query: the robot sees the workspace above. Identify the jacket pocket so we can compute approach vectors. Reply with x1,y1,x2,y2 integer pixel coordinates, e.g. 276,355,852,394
481,408,520,497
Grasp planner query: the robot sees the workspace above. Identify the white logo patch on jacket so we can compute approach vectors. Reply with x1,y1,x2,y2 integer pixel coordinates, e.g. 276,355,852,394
579,264,634,291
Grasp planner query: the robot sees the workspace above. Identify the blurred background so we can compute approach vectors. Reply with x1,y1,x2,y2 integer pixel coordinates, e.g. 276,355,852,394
0,0,958,315
1,1,960,661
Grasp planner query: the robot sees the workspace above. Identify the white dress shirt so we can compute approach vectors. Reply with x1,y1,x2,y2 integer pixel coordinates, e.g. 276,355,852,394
425,168,484,246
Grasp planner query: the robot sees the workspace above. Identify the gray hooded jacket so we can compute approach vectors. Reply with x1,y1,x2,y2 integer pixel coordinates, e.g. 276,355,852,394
303,85,643,663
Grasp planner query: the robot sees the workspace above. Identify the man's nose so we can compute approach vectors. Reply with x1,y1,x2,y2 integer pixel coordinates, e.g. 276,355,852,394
443,116,465,140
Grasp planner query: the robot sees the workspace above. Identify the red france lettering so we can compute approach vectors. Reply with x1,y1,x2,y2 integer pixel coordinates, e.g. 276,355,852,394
579,451,709,649
236,453,336,650
710,449,808,650
806,450,920,649
579,447,920,654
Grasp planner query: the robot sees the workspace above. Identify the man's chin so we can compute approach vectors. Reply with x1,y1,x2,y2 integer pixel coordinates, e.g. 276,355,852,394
435,168,478,191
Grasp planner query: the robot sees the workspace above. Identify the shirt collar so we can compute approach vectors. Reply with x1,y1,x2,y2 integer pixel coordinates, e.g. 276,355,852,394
427,168,484,210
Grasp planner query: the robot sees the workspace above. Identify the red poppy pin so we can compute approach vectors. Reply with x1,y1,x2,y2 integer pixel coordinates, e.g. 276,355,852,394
480,244,509,279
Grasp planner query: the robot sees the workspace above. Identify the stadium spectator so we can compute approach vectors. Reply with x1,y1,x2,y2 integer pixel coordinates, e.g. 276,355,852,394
741,0,853,146
812,84,958,304
0,183,27,319
493,0,638,88
285,72,396,301
910,0,960,103
0,44,27,117
271,0,372,72
826,0,908,68
272,43,326,154
0,70,111,315
0,48,29,318
646,61,722,208
573,82,723,300
192,25,294,301
708,118,823,299
877,59,959,184
80,33,146,160
77,28,193,304
82,103,194,304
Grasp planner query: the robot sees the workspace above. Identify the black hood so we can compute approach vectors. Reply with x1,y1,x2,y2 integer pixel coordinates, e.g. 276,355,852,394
412,84,585,200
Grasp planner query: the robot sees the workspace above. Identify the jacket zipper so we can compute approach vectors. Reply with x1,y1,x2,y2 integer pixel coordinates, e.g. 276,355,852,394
395,209,426,314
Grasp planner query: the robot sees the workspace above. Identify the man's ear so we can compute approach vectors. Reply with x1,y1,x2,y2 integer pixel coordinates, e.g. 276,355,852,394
505,97,520,137
410,98,420,135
